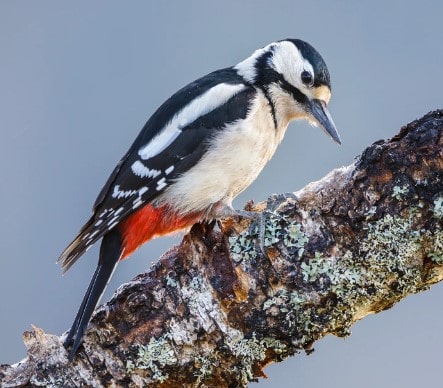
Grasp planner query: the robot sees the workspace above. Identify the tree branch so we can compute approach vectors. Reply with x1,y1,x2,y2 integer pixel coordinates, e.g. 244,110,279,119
1,110,442,387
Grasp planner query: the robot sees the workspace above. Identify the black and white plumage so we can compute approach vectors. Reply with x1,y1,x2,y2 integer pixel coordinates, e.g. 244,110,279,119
58,38,340,359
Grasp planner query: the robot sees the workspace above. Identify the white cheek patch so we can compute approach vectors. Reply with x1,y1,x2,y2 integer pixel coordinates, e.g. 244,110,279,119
271,41,314,92
138,83,246,160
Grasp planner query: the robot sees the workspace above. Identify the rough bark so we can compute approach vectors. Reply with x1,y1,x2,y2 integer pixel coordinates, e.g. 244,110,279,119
1,111,442,387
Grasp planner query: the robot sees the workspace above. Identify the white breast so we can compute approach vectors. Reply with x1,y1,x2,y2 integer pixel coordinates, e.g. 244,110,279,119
159,91,289,215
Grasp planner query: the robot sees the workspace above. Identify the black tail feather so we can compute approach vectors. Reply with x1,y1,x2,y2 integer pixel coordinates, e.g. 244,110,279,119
64,228,122,360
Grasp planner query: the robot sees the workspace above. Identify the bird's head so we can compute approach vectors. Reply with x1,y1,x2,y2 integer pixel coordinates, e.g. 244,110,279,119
235,39,341,144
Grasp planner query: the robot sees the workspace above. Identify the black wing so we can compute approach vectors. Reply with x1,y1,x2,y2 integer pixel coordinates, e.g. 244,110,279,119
58,68,256,271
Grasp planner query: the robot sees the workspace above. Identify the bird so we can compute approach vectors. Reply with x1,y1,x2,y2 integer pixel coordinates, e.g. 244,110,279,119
58,38,341,360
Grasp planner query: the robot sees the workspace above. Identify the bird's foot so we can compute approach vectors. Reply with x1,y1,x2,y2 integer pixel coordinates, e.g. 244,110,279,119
231,209,268,258
210,202,278,277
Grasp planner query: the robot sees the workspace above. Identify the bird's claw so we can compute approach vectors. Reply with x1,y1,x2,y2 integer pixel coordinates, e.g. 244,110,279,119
233,209,280,282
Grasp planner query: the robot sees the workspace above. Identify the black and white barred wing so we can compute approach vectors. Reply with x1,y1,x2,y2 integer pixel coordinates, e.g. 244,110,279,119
58,72,255,271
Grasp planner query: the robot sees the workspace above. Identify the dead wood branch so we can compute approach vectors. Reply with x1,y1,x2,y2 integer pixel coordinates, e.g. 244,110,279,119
1,110,442,387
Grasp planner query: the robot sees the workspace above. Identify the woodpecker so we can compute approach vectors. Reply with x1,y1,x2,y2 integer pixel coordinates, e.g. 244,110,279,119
58,39,341,359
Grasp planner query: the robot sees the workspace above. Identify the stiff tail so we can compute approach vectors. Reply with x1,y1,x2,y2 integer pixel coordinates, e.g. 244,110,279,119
63,204,201,360
64,228,122,360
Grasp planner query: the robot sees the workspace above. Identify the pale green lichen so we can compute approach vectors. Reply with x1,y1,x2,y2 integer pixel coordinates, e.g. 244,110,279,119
429,230,443,264
261,337,287,354
126,359,135,372
434,196,443,218
365,206,377,219
300,250,361,287
227,333,286,384
361,213,420,261
231,333,266,362
122,198,441,385
329,252,364,301
228,213,308,264
284,222,309,253
289,290,307,307
300,252,334,282
228,333,266,382
193,354,216,386
189,275,202,290
228,233,257,263
360,212,422,293
165,275,178,288
262,289,321,343
127,336,177,382
392,185,409,200
263,289,290,313
235,203,437,367
263,289,295,313
261,210,429,346
263,213,283,247
263,214,308,254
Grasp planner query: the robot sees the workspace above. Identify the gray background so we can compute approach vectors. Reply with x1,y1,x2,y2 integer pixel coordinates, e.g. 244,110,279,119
1,1,442,386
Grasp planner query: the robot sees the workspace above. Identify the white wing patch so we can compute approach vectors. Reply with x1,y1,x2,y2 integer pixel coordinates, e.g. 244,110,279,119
138,83,246,160
132,186,148,209
112,185,138,199
138,186,149,195
156,177,167,191
131,160,161,178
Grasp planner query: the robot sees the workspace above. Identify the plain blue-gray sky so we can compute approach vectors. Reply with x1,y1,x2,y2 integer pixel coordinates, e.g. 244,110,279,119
1,1,442,386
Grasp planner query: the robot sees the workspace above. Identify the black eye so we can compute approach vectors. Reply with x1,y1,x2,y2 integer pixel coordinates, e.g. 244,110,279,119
301,70,313,86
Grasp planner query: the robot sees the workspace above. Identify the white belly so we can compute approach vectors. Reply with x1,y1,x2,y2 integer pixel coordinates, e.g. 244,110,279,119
159,94,289,215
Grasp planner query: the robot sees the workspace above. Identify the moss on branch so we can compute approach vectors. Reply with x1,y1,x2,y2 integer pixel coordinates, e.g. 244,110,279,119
1,110,442,387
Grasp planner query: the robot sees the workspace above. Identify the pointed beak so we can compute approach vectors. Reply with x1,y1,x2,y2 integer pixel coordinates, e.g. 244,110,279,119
309,99,341,145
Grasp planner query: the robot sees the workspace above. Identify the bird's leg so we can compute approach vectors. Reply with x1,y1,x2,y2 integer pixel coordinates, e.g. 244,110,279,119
217,204,281,284
234,209,269,259
209,202,271,261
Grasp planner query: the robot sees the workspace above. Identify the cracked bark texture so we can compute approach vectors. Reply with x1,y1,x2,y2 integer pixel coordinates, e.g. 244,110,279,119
1,110,442,387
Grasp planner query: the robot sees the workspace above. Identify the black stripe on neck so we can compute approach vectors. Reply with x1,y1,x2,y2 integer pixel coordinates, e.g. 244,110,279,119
263,89,278,129
256,70,308,129
253,52,308,129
